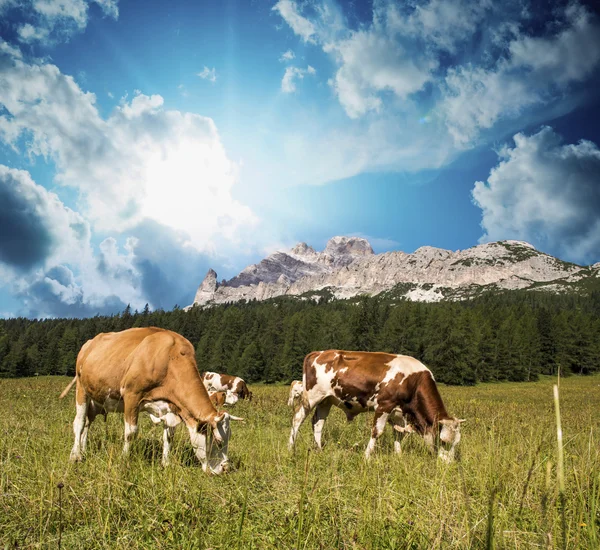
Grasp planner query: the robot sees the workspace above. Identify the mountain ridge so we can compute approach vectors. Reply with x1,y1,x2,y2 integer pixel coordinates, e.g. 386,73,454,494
188,236,598,308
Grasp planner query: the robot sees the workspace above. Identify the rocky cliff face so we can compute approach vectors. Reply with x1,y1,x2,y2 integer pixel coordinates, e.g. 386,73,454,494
189,236,599,307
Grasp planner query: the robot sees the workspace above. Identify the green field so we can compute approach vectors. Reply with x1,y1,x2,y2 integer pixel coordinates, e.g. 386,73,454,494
1,375,599,549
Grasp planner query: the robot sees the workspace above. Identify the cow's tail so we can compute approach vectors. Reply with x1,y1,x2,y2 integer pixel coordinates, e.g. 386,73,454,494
59,376,77,399
300,352,316,410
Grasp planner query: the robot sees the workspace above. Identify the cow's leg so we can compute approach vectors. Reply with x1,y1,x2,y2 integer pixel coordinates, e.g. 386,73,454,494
187,423,209,471
122,397,140,456
69,382,89,462
365,411,389,460
390,422,408,455
81,402,100,454
288,403,312,451
388,412,411,455
311,400,332,450
423,430,436,456
162,425,175,466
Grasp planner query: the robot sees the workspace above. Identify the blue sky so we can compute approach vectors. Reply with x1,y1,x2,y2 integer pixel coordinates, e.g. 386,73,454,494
0,0,599,318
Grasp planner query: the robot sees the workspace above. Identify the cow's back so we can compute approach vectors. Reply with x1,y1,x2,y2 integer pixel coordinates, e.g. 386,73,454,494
77,327,167,401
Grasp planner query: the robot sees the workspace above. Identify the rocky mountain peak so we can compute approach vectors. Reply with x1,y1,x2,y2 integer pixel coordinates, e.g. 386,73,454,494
187,237,596,309
193,269,218,304
290,242,317,257
324,236,374,257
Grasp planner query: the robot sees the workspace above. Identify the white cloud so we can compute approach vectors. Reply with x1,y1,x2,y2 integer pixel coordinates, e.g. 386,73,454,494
0,47,257,254
0,164,221,316
279,49,295,62
17,23,51,43
281,65,316,93
382,0,490,53
272,0,316,43
0,165,138,317
325,26,437,118
473,127,600,264
197,66,217,83
8,0,119,44
441,4,600,146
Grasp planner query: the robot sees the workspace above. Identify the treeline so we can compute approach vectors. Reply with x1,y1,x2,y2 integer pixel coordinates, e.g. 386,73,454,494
1,291,600,385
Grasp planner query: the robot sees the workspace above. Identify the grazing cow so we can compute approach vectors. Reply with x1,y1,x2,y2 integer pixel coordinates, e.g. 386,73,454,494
209,390,231,407
288,380,303,408
203,372,252,401
288,350,465,462
60,327,243,473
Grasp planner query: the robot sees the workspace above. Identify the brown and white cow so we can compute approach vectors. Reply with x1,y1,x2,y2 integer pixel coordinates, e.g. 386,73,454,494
208,391,228,408
59,327,243,473
288,380,303,408
288,350,465,462
202,372,252,401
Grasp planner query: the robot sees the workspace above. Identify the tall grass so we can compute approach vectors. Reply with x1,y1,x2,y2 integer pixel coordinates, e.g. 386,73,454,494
1,375,599,548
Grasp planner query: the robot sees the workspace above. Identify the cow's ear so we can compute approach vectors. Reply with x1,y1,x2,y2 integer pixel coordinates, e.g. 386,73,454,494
456,418,467,424
208,413,225,442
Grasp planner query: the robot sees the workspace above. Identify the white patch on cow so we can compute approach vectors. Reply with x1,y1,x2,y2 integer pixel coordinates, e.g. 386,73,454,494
338,366,348,373
69,401,88,462
123,421,138,455
288,403,308,450
288,381,303,407
187,418,231,474
143,400,182,428
162,426,175,466
382,355,430,387
224,390,238,405
365,412,389,460
365,395,378,408
438,419,462,463
306,357,337,408
188,425,208,469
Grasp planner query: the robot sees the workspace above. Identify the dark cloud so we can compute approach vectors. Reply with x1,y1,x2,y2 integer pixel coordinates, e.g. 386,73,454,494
19,264,127,318
0,166,56,270
127,219,213,309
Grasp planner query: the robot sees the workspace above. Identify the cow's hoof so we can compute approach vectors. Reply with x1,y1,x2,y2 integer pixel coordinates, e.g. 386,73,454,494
69,452,82,463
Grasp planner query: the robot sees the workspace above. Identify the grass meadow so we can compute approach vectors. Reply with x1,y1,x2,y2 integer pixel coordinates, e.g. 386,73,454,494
1,375,599,549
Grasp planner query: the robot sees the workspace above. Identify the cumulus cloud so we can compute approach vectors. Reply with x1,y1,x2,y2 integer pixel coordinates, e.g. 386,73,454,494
473,127,600,264
0,44,258,316
0,165,136,317
0,168,215,317
197,66,217,83
274,0,600,150
0,165,90,273
272,0,316,43
281,65,315,93
279,49,295,62
4,0,119,45
441,3,600,146
0,47,257,251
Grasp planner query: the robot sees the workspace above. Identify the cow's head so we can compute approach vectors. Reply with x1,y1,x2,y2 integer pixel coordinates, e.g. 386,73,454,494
224,390,239,405
202,412,244,474
288,381,303,407
437,418,466,463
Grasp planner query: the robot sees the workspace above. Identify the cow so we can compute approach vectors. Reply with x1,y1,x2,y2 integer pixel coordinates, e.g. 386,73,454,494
203,372,252,401
59,327,243,473
209,390,231,408
288,380,303,408
288,350,465,463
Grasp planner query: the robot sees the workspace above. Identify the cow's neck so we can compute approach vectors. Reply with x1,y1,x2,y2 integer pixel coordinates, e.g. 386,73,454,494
161,371,218,426
408,372,451,433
